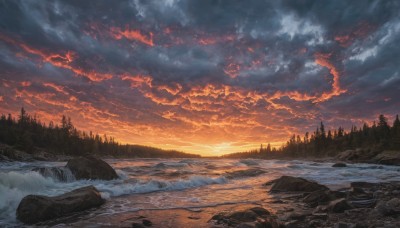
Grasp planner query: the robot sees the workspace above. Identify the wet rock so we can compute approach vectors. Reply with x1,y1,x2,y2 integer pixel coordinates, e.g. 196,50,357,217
284,220,302,228
350,182,379,189
332,163,347,167
336,150,358,161
224,168,266,179
66,156,118,180
337,148,381,162
375,198,400,216
270,199,285,204
334,222,356,228
0,144,33,161
284,211,311,221
142,219,152,226
16,185,105,224
132,222,146,228
210,207,279,227
32,151,56,161
372,151,400,166
327,198,353,213
311,212,328,220
303,190,344,207
347,187,376,208
269,176,328,192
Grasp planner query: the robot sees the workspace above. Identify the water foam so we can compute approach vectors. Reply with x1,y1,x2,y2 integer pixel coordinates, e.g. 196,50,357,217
96,176,227,197
0,171,58,224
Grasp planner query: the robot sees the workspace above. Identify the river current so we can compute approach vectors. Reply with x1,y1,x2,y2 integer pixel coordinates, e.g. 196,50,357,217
1,158,400,227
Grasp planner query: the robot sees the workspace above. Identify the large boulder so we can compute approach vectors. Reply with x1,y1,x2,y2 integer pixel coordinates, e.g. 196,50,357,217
17,186,105,224
210,207,280,227
371,151,400,166
66,156,118,180
269,176,328,192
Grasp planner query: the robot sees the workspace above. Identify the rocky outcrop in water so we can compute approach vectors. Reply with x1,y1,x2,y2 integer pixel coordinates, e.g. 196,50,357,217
210,207,280,227
16,185,105,224
32,156,118,181
66,156,118,180
268,176,329,192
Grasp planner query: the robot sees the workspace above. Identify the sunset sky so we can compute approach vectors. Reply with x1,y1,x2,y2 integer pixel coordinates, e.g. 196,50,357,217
0,1,400,155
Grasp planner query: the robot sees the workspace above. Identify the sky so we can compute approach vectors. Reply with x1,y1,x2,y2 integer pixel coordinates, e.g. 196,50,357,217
0,0,400,156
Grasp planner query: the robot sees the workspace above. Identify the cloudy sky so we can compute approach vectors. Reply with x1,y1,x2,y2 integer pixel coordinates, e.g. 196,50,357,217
0,0,399,155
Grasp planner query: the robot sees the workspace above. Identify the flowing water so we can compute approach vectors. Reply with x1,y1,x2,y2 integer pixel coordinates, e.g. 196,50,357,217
1,158,400,227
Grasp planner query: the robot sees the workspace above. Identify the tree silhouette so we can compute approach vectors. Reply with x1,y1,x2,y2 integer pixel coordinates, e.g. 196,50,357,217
0,108,199,158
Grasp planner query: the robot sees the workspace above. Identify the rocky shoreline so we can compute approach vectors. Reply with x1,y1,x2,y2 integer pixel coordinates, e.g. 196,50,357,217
265,176,400,228
2,143,400,227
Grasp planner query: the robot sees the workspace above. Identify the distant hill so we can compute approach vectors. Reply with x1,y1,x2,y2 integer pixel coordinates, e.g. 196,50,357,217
0,108,200,158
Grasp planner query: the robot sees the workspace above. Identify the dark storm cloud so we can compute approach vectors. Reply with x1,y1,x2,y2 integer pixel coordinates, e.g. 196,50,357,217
0,0,399,154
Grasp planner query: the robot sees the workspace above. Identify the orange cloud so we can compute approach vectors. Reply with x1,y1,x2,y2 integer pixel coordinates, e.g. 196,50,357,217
314,53,347,102
110,27,154,46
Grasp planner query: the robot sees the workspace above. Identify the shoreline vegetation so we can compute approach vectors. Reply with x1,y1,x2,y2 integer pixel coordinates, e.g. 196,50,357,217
0,108,199,161
223,114,400,162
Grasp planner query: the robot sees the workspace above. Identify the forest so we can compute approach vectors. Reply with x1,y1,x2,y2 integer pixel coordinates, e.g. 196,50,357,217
0,108,200,158
224,114,400,159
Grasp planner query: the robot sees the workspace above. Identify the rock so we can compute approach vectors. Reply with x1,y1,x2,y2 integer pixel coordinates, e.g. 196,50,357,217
303,190,344,207
66,156,118,180
311,212,328,220
284,220,302,228
375,198,400,216
347,187,376,208
372,151,400,166
224,168,266,179
32,167,75,182
132,223,146,228
350,182,379,189
332,163,347,167
328,198,353,213
284,211,311,221
0,144,33,161
270,199,285,204
269,176,329,192
32,151,56,161
16,186,105,224
210,207,279,227
336,150,358,161
336,149,379,162
142,219,152,226
334,222,356,228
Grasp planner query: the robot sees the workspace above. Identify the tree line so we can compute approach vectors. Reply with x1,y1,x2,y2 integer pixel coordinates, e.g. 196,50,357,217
224,114,400,159
0,108,200,158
